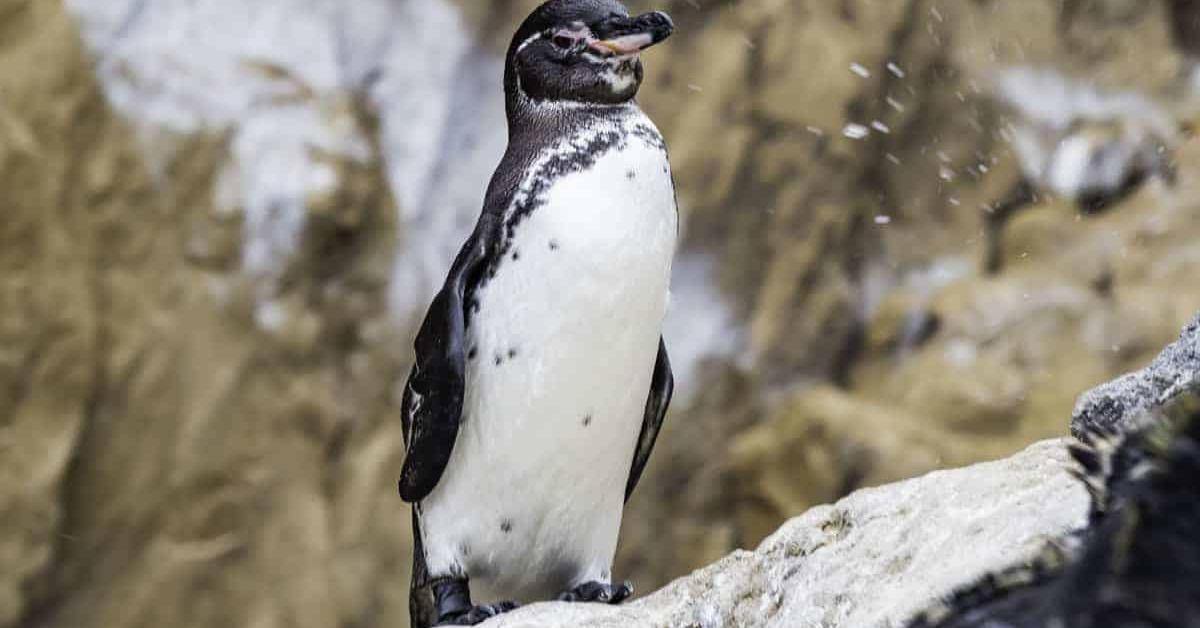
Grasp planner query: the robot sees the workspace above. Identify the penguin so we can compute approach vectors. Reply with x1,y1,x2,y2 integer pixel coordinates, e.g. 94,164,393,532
398,1,677,625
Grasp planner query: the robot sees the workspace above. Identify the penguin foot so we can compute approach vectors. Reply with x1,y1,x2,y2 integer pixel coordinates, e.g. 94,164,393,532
557,580,633,604
437,602,519,626
432,577,518,625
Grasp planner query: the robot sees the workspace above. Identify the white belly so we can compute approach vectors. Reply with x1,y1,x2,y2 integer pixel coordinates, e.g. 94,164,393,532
418,116,677,601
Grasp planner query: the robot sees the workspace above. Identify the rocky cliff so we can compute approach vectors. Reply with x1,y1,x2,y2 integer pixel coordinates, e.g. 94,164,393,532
2,1,1199,627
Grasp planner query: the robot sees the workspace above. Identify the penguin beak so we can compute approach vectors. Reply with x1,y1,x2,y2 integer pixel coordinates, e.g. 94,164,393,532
589,11,674,57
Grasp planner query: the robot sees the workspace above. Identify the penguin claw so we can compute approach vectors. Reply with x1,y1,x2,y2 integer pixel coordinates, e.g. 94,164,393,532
557,580,633,604
437,601,519,625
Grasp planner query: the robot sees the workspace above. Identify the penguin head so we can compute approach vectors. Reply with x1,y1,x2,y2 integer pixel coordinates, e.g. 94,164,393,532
504,0,674,110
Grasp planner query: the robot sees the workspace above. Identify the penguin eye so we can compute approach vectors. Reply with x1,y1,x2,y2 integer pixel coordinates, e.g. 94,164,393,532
552,34,576,50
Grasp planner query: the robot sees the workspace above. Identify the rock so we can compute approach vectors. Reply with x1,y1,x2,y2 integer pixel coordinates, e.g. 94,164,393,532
2,3,413,628
728,385,963,545
1072,313,1200,436
0,3,130,623
482,439,1087,628
853,271,1137,459
909,392,1200,628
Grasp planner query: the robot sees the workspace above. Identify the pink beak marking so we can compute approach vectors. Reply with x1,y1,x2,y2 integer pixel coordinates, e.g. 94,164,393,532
589,33,655,56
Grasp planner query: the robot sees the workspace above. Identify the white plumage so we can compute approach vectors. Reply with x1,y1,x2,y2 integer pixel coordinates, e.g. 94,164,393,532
417,107,677,602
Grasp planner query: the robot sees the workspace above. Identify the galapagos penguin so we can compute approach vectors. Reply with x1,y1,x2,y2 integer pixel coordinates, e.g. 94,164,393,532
399,1,678,625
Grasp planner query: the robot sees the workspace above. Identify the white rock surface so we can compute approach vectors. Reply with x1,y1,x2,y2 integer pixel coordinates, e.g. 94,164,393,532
482,439,1086,628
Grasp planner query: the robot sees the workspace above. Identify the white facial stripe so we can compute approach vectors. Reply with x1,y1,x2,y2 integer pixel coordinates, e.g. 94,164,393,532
555,22,594,39
515,32,543,55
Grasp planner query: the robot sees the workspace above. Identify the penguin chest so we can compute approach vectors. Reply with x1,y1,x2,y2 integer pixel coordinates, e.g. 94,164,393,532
464,134,678,469
418,128,677,599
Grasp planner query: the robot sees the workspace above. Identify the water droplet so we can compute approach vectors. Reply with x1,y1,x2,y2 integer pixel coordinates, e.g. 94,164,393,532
843,123,871,140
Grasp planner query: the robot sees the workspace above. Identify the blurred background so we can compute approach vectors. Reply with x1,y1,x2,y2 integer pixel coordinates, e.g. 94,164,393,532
3,0,1200,626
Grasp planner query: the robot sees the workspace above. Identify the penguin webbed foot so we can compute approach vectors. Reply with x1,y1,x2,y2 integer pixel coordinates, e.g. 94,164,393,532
557,580,633,604
432,577,518,626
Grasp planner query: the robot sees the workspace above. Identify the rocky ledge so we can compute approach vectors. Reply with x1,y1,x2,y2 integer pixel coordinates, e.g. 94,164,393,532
1072,313,1200,437
480,313,1200,628
481,439,1086,628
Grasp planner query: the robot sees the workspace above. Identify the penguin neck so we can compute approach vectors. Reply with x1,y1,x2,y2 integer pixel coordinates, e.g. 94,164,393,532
506,97,639,142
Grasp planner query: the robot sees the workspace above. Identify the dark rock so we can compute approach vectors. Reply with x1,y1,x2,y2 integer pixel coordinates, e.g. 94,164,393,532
1072,313,1200,437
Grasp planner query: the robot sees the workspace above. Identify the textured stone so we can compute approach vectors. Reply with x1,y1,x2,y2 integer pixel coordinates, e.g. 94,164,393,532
1072,313,1200,436
483,440,1087,628
2,3,410,628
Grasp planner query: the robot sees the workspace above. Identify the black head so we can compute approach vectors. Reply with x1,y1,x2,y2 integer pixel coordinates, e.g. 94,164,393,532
504,0,674,114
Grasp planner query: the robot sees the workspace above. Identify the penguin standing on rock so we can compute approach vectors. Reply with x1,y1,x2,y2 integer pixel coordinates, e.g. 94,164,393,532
399,1,678,625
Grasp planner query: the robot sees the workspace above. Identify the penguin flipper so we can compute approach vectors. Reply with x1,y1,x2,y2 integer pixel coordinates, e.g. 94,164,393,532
625,337,673,501
399,222,493,503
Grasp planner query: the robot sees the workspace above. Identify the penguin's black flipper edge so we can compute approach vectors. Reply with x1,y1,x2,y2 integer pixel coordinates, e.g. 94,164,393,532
625,337,673,502
399,220,494,503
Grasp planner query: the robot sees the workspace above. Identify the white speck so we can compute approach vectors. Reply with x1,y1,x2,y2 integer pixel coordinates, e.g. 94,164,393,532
886,96,906,112
687,83,703,92
948,197,961,206
806,125,825,136
874,215,892,225
945,339,977,365
939,165,956,181
850,62,871,78
937,150,952,163
255,299,288,333
885,153,902,165
310,163,339,196
887,62,906,78
930,6,943,22
871,120,891,134
843,123,871,139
